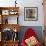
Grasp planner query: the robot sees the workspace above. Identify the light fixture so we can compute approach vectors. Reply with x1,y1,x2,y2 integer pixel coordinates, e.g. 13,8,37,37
15,0,17,7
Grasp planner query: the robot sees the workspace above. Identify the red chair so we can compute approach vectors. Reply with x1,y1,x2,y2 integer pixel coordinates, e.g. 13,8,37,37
21,28,41,46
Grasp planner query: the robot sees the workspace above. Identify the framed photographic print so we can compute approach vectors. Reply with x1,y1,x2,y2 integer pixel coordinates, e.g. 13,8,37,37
2,10,9,15
9,10,18,15
9,10,15,15
24,7,38,21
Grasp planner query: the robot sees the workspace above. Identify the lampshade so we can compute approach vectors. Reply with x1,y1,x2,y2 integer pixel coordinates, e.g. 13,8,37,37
13,28,17,32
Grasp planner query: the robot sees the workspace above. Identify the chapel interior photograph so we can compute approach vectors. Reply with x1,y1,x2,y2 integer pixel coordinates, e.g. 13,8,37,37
0,0,46,46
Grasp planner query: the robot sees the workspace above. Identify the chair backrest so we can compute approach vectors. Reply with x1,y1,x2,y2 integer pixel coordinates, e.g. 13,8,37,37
21,28,36,46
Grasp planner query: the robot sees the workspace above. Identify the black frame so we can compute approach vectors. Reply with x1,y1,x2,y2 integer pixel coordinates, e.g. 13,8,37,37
24,7,38,21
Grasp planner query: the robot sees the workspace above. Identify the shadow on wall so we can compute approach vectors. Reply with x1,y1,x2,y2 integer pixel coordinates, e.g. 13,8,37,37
18,26,43,44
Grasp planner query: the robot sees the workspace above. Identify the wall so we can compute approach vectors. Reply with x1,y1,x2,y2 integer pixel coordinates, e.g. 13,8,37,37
0,0,44,26
19,0,44,26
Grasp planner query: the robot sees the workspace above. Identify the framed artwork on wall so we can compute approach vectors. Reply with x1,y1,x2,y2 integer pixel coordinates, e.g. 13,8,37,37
24,7,38,21
2,10,9,15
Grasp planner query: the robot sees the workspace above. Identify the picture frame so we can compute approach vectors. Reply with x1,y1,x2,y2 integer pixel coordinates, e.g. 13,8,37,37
9,10,18,15
2,10,9,15
24,7,38,21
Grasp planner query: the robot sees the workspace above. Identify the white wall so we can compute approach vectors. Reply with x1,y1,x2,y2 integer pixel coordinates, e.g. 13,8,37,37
0,0,44,26
19,0,44,26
